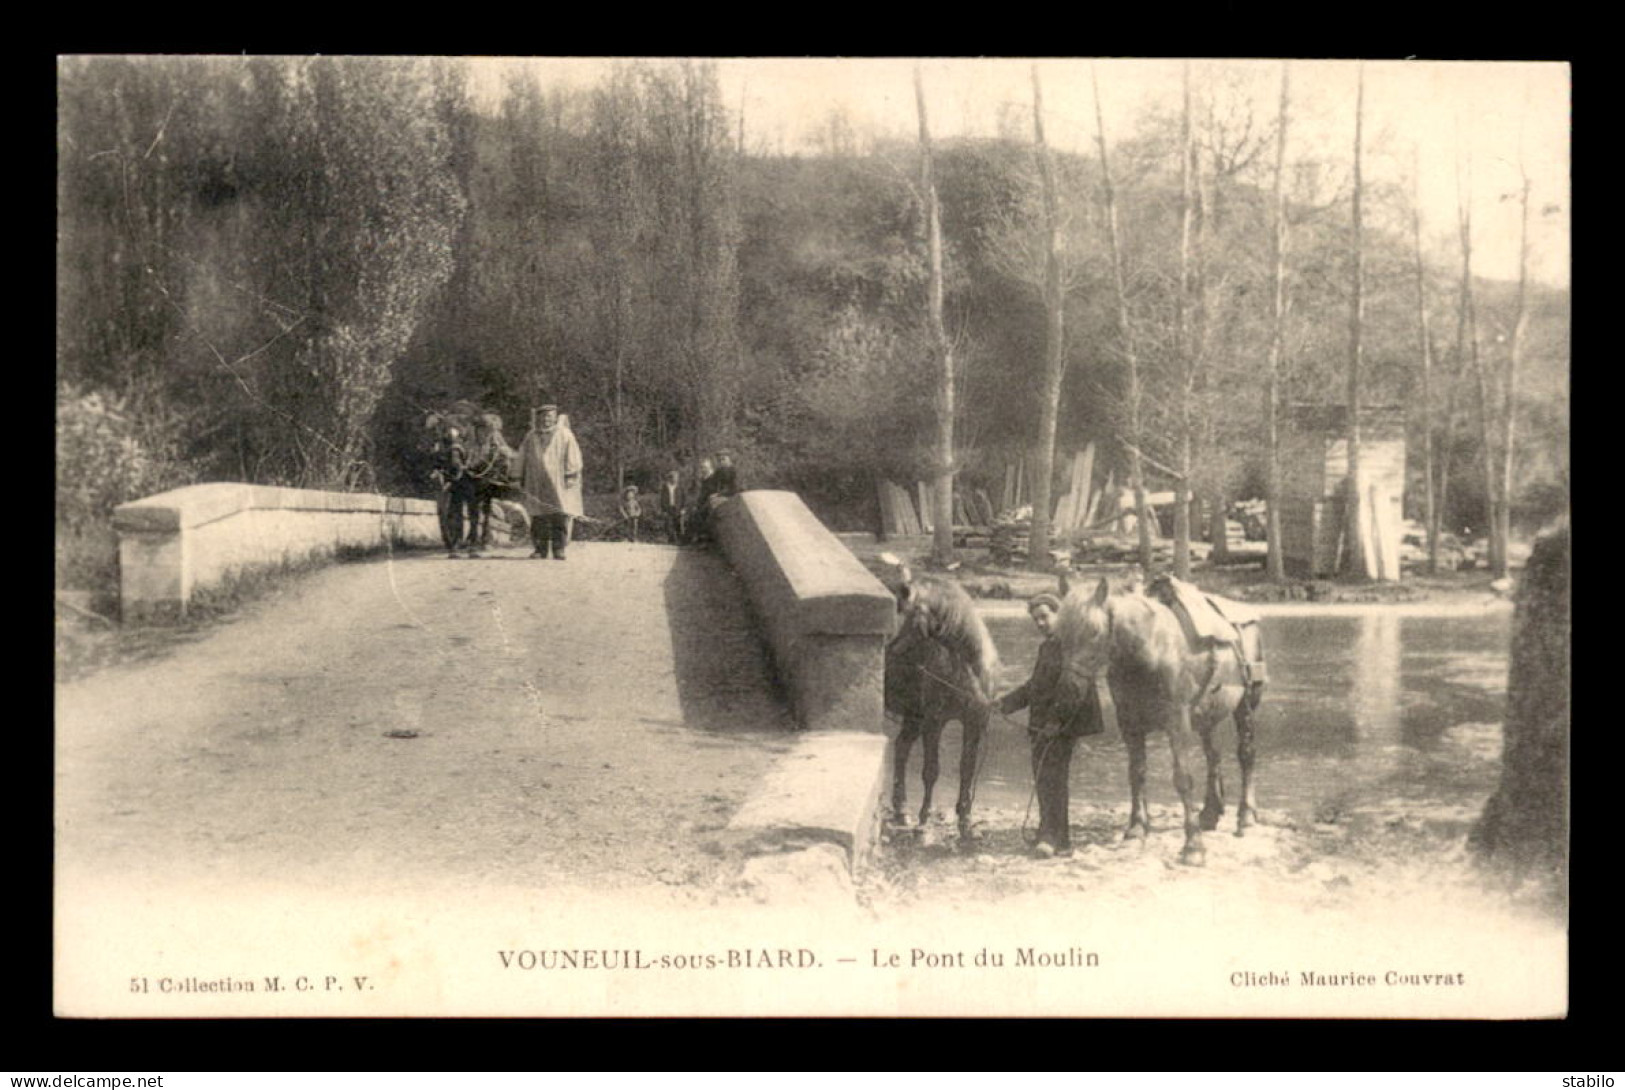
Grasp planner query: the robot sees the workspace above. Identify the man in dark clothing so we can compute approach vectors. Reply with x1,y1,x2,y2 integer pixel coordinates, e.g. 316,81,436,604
709,449,740,497
658,469,685,544
691,450,740,546
439,427,479,558
998,592,1103,857
427,423,458,553
469,413,515,550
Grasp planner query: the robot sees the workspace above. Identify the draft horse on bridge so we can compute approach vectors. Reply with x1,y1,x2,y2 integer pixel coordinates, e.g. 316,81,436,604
881,555,1001,841
1049,574,1265,866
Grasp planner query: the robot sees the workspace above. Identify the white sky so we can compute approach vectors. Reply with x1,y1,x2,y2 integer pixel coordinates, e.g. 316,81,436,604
466,57,1571,288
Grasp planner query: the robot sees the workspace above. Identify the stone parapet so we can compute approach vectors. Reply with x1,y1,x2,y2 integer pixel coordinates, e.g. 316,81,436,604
729,731,890,881
113,482,441,621
712,490,894,732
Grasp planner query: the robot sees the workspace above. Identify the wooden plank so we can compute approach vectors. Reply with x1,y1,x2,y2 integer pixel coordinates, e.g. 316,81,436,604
1084,470,1114,530
883,481,904,537
1369,485,1389,580
1002,464,1016,512
1072,444,1096,532
1371,483,1401,581
1053,492,1075,541
897,482,922,537
974,489,995,527
885,480,917,537
916,482,933,533
884,481,907,537
877,480,902,537
1058,458,1079,533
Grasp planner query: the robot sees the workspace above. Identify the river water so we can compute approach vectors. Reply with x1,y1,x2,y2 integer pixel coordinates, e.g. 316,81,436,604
928,608,1513,827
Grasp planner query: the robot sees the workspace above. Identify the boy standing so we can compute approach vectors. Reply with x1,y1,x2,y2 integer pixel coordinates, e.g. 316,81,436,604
997,592,1102,857
618,485,643,543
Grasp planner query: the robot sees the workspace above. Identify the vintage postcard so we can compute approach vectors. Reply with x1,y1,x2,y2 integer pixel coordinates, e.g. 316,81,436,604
55,55,1569,1018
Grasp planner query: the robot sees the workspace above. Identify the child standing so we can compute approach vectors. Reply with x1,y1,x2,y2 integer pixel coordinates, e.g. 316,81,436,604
618,485,643,543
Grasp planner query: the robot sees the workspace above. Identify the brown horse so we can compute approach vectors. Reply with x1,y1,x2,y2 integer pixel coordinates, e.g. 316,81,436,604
1049,575,1264,865
882,557,1001,840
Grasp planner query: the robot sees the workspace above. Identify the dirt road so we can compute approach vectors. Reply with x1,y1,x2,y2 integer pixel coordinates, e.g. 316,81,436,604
55,542,794,902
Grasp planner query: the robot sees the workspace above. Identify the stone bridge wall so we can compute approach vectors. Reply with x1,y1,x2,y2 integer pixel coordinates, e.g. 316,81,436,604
113,483,441,621
712,490,895,733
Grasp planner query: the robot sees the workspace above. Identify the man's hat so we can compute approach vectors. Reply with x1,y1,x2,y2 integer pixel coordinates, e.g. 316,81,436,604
1028,593,1063,612
536,403,558,412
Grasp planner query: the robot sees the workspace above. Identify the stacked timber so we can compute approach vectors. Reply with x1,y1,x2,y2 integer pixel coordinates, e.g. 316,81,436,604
1048,444,1097,541
1000,458,1028,513
876,480,923,538
989,516,1029,566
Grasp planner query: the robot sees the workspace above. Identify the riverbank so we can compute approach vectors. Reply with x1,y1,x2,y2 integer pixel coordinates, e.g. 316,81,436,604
838,532,1520,610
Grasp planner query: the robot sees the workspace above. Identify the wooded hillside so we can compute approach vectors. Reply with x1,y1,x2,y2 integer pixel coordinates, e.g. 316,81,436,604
58,57,1570,596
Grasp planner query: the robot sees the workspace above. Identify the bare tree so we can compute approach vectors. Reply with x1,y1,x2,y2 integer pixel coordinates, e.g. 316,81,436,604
1172,63,1196,581
1411,143,1440,573
1495,109,1534,579
1025,63,1067,568
1263,62,1291,583
1342,63,1376,580
915,65,956,565
1435,136,1478,568
1458,145,1499,573
1091,63,1155,571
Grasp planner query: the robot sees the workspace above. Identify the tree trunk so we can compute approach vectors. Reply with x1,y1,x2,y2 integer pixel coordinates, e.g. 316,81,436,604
1412,145,1438,575
1436,147,1476,564
1027,64,1065,569
1469,522,1568,887
1264,62,1291,584
1090,64,1155,572
1208,489,1231,564
1453,144,1500,572
1473,328,1501,571
1497,159,1533,578
1343,63,1375,581
915,66,956,566
1172,63,1195,582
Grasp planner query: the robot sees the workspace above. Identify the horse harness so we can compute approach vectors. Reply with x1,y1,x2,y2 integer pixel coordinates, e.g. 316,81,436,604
1145,575,1267,712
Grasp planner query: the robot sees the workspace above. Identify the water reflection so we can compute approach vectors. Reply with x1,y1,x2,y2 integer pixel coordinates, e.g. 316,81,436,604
1352,613,1403,774
909,608,1512,824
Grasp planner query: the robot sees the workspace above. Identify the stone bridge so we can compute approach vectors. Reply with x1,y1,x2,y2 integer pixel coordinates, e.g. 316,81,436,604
57,487,896,920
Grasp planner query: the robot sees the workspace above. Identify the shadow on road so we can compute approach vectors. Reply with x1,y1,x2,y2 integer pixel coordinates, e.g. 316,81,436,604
661,546,793,738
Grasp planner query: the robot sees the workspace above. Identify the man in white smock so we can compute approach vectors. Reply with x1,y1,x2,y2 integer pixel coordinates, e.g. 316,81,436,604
515,403,583,560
